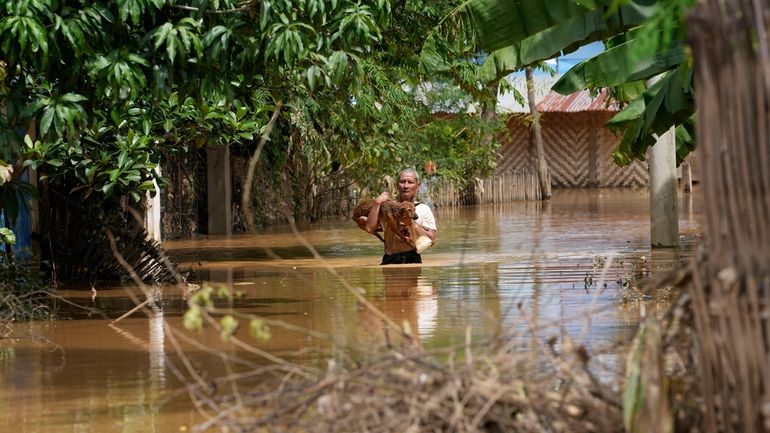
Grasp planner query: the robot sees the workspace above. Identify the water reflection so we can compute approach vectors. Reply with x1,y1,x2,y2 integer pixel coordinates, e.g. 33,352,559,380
149,312,166,390
358,266,438,351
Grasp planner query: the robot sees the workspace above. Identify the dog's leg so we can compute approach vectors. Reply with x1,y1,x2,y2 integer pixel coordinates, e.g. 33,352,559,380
357,215,385,242
415,235,432,253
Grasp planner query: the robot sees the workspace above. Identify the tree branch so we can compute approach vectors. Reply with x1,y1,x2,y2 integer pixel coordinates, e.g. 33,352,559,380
241,101,283,233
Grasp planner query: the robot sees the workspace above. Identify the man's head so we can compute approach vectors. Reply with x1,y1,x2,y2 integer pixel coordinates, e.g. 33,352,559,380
397,168,419,202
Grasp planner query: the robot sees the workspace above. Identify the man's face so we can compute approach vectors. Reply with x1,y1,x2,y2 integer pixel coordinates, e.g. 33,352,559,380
398,172,418,201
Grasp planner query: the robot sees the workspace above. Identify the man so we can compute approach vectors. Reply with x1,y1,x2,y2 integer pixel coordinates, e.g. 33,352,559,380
365,168,437,264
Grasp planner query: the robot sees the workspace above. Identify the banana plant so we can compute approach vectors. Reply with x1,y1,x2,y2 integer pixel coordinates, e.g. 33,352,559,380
423,0,698,166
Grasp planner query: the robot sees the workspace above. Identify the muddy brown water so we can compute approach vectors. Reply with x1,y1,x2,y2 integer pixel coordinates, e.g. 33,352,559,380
1,188,703,432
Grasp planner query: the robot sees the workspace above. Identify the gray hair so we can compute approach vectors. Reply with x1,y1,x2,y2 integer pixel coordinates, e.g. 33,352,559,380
398,167,420,183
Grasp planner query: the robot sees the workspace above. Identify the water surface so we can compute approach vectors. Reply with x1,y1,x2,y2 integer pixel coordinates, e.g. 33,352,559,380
0,188,703,432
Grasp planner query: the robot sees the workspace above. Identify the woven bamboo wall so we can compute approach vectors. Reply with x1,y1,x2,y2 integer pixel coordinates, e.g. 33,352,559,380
497,112,649,188
427,169,541,206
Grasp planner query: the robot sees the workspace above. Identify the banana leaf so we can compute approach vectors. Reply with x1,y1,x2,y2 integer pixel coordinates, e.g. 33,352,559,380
423,0,658,79
420,33,453,75
610,64,695,165
552,37,686,94
476,2,656,82
461,0,659,53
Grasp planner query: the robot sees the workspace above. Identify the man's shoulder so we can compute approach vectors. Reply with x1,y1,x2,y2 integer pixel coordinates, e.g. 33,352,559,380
415,202,434,214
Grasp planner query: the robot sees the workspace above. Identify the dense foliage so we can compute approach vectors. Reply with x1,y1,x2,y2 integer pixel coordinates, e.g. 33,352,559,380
0,0,505,230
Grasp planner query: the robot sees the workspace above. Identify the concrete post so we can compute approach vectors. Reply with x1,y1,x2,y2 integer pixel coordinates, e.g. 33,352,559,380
649,126,679,247
206,145,232,236
144,168,162,242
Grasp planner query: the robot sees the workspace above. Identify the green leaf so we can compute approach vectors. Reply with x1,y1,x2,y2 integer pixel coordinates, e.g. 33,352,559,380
622,320,672,433
40,108,55,137
166,35,177,64
419,33,451,75
65,91,88,104
475,2,655,82
183,305,204,331
138,180,155,191
220,315,239,341
102,181,116,195
249,317,271,341
260,1,272,30
462,0,600,52
126,53,150,67
26,17,49,57
117,151,128,168
552,37,686,95
328,50,349,83
610,65,694,165
0,228,16,245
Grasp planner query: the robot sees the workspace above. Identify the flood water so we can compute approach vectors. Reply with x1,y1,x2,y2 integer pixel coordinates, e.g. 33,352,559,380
0,188,703,432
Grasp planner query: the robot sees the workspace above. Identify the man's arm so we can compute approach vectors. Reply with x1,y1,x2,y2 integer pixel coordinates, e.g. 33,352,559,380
365,191,390,234
414,203,437,244
416,225,436,243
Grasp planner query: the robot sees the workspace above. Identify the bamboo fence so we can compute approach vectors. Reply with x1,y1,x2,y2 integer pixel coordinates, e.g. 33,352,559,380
426,169,541,207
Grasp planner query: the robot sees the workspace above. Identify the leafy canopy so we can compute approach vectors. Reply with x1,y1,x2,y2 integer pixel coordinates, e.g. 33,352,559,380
0,0,393,202
1,0,506,228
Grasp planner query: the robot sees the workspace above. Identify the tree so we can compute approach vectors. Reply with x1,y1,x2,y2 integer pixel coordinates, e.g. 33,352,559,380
0,0,395,202
0,0,406,277
1,0,507,252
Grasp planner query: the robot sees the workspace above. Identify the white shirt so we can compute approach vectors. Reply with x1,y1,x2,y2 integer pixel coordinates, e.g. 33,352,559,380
415,203,436,231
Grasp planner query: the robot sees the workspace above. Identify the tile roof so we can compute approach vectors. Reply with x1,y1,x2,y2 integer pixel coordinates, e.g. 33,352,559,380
536,89,620,113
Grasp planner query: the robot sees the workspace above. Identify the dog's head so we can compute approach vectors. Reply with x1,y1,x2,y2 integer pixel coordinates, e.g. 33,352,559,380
392,201,418,223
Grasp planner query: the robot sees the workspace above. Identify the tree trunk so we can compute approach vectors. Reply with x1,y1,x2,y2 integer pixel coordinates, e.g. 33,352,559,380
476,81,499,205
526,67,551,200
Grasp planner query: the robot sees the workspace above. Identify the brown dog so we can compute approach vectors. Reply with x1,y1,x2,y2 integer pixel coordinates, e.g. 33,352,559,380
352,199,421,249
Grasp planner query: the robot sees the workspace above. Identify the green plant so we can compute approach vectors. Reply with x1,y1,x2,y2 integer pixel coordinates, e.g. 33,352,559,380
183,283,271,343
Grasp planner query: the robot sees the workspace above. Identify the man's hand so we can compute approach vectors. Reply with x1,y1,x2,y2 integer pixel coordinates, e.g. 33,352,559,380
375,191,390,204
366,191,390,234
